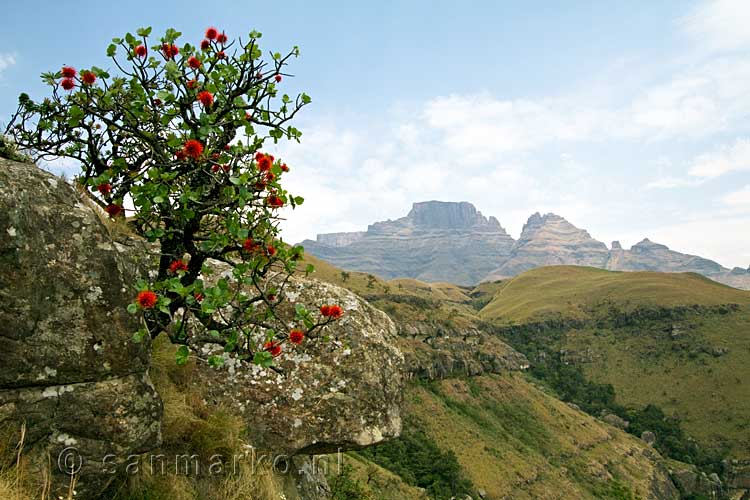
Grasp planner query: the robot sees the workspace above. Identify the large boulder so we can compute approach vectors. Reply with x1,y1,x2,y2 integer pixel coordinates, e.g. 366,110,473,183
191,270,405,455
0,159,162,499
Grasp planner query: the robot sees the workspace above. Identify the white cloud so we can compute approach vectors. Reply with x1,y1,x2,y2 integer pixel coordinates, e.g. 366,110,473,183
723,184,750,206
681,0,750,52
0,53,16,75
644,177,701,190
688,138,750,178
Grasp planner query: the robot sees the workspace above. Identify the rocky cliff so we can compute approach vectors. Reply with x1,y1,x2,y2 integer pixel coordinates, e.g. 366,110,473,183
302,201,516,285
303,202,750,290
0,159,406,500
0,158,162,499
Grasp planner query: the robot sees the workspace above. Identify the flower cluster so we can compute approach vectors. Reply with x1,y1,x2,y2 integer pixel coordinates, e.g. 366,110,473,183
320,304,344,319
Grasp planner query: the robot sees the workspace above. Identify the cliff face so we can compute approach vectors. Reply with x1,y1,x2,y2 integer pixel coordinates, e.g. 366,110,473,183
302,201,516,285
302,202,750,290
485,212,610,279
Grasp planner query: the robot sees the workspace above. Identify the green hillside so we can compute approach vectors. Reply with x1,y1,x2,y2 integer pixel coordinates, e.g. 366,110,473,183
363,374,677,499
476,265,750,459
478,265,750,324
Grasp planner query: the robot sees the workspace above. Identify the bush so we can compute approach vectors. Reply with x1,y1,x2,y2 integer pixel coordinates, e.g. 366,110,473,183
5,25,343,367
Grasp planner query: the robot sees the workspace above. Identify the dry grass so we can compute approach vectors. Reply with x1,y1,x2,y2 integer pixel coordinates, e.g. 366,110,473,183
0,423,77,500
108,335,285,500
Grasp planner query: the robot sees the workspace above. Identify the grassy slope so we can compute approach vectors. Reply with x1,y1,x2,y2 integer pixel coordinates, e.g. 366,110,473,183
477,265,750,457
478,265,750,324
407,374,673,500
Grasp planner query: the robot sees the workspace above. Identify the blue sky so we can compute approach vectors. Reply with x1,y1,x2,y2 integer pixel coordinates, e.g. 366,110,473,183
1,0,749,268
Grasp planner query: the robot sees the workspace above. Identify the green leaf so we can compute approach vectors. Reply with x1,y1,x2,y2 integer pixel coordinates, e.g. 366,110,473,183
107,44,117,57
127,303,138,314
175,345,190,365
132,329,147,343
136,27,152,37
253,351,274,368
208,355,224,368
301,93,312,104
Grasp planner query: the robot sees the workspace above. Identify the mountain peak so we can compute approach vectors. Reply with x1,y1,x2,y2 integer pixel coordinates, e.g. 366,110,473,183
406,200,503,231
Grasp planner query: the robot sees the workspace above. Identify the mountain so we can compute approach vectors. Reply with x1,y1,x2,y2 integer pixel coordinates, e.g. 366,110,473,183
301,201,750,290
484,212,609,279
301,201,515,285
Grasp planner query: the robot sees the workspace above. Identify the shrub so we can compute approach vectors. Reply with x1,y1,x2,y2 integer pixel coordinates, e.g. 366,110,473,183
5,26,342,367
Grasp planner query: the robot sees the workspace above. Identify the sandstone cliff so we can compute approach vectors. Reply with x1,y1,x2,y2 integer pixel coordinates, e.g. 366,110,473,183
303,202,750,290
302,201,515,285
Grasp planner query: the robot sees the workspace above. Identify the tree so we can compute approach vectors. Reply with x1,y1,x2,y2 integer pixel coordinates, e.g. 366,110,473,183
5,26,342,367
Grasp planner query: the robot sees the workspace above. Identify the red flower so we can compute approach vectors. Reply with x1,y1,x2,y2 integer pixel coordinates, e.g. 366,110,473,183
183,139,204,160
61,66,76,78
135,45,147,58
328,305,344,319
81,71,96,85
245,112,252,121
264,341,282,357
188,56,201,69
222,164,231,172
194,292,204,302
267,294,277,301
266,245,276,256
223,144,231,151
320,304,344,319
186,79,198,89
265,172,276,182
168,259,189,274
274,74,282,83
216,32,228,44
105,204,124,217
200,39,211,51
280,163,289,172
162,43,179,59
205,27,218,40
197,90,214,107
175,150,187,161
60,78,75,90
136,290,158,309
256,154,273,172
211,152,221,160
96,183,112,195
217,51,226,59
267,195,283,208
289,329,305,345
243,238,259,252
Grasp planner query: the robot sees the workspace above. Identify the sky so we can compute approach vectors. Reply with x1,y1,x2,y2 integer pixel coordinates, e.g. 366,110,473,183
1,0,749,268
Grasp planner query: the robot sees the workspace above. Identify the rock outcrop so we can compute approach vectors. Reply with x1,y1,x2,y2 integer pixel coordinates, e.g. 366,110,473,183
397,321,529,380
0,159,162,499
302,201,750,290
191,273,405,455
302,201,515,285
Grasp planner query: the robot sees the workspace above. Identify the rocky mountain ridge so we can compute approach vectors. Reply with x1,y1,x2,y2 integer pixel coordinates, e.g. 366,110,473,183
302,201,750,289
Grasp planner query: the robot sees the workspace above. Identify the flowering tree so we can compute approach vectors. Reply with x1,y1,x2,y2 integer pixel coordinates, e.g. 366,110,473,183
5,26,343,367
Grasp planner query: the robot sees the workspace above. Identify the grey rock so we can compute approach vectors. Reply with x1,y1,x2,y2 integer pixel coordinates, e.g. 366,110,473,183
601,413,630,430
191,272,405,455
0,159,162,500
641,431,657,445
